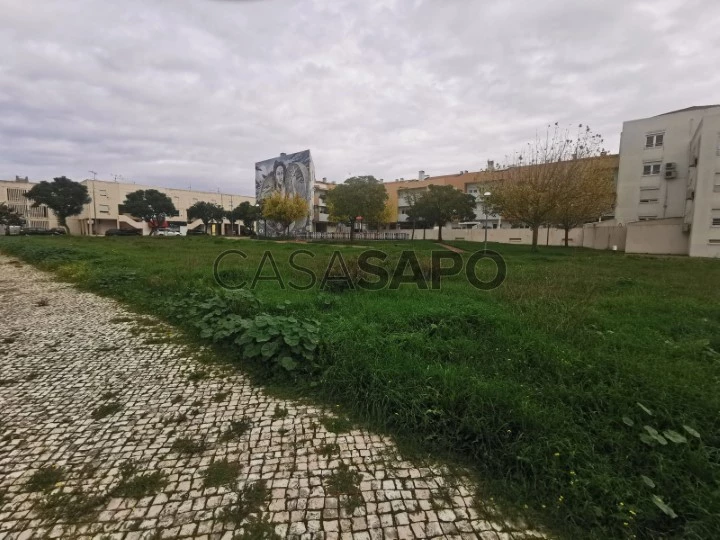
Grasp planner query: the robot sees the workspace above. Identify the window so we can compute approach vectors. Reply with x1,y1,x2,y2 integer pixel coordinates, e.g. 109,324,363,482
643,163,662,175
638,215,657,221
715,174,720,192
645,133,664,148
716,133,720,156
98,204,110,214
639,198,658,204
709,239,720,245
99,189,107,197
712,210,720,227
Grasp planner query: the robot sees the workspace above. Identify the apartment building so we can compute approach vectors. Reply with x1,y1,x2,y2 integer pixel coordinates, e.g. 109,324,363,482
312,178,335,233
1,177,254,235
384,156,620,231
615,105,720,257
0,177,59,229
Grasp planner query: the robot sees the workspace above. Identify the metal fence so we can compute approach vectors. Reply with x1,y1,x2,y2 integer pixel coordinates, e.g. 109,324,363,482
295,231,410,241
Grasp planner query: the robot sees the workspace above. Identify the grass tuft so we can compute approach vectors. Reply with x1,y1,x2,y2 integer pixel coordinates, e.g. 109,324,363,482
203,459,243,488
91,402,123,420
171,436,207,455
26,465,65,492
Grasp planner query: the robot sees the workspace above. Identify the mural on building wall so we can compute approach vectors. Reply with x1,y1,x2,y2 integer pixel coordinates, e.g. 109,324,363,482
255,149,315,235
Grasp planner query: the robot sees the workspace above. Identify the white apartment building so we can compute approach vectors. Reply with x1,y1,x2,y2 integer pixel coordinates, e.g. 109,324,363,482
615,105,720,257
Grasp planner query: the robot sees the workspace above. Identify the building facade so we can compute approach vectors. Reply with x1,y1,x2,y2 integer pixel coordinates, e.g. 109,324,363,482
0,177,58,230
1,177,254,235
615,105,720,257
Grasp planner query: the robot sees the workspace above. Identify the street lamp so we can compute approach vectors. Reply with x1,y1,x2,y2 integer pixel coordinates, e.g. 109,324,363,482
483,191,492,252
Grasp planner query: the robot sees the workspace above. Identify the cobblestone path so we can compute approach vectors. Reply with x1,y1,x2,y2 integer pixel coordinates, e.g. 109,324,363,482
0,255,546,540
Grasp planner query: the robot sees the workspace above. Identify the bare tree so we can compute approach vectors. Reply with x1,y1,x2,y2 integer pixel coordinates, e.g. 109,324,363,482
489,124,611,251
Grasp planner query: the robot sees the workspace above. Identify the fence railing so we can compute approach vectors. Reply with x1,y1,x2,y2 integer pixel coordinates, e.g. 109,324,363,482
295,231,410,241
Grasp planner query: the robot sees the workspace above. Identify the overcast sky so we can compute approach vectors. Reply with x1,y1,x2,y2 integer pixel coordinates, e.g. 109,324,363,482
1,0,719,195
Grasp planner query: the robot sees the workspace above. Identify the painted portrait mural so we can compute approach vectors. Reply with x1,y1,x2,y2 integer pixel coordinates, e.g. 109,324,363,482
255,150,315,235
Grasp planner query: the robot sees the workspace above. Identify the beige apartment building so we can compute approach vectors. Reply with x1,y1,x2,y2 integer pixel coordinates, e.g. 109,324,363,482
0,177,59,230
0,177,254,235
614,105,720,257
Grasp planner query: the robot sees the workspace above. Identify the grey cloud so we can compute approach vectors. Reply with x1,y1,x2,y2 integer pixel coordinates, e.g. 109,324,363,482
1,0,719,192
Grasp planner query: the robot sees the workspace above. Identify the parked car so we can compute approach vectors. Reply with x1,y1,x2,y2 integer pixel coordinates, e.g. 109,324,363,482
156,228,181,237
105,228,142,237
186,228,207,236
21,227,54,235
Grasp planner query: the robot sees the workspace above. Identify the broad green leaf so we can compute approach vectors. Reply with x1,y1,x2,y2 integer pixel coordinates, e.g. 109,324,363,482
641,475,655,488
652,495,677,519
278,356,298,371
284,336,300,347
622,416,634,427
644,425,659,437
637,402,653,416
663,430,687,444
261,341,279,358
683,425,701,438
639,433,655,446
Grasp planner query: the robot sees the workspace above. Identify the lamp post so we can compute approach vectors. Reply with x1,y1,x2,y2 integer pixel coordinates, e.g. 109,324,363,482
483,191,491,252
88,170,98,235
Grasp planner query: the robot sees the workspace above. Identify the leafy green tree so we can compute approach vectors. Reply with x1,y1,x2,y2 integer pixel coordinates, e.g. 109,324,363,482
0,203,25,230
187,201,226,233
229,201,261,234
23,176,90,233
411,184,476,242
261,193,309,236
325,176,388,241
121,189,178,235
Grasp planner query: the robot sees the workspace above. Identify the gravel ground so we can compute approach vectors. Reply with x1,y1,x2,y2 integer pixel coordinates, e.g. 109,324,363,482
0,254,546,540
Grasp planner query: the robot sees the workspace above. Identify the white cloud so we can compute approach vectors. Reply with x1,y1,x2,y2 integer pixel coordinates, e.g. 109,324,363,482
1,0,719,194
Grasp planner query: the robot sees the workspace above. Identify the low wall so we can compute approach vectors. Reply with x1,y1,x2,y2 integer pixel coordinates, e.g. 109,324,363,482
410,226,585,246
582,223,627,251
625,218,688,255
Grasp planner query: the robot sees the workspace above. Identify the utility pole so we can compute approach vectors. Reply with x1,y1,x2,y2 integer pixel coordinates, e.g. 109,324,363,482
88,171,98,235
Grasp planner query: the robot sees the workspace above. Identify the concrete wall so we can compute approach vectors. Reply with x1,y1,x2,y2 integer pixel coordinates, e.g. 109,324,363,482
625,218,689,255
409,226,586,246
582,222,627,251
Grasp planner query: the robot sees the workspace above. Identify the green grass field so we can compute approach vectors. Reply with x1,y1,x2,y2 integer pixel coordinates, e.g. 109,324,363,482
2,235,719,539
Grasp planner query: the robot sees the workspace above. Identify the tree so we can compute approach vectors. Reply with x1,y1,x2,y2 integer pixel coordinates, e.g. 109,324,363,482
226,201,261,235
121,189,178,235
261,193,309,236
187,201,226,233
551,162,616,246
23,176,90,233
240,201,261,233
411,185,476,242
325,176,388,241
488,123,609,251
399,188,422,240
0,203,25,230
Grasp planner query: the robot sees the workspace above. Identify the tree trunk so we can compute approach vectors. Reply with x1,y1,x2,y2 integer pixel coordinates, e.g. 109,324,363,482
564,227,570,247
350,220,355,242
411,220,415,240
437,223,443,242
531,226,539,251
58,215,70,235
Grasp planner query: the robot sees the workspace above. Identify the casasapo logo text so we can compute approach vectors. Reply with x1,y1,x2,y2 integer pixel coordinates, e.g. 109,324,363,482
213,249,506,291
